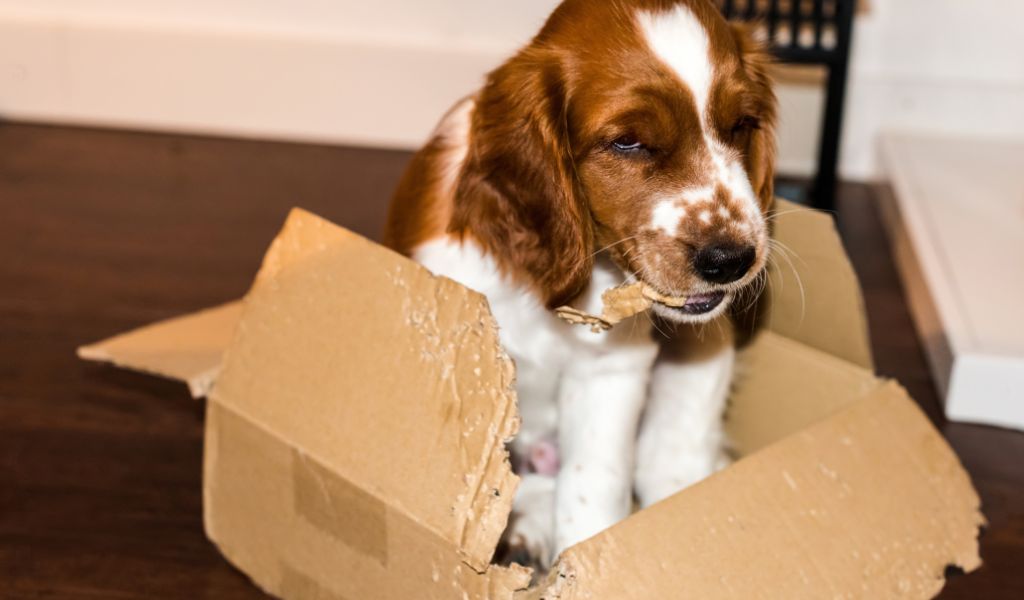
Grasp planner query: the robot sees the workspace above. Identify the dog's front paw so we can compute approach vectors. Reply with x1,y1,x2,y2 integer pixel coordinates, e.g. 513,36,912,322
501,522,554,573
496,474,555,574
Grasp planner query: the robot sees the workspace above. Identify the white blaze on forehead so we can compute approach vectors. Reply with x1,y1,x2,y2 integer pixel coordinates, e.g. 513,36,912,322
638,6,766,237
728,160,759,217
636,5,714,119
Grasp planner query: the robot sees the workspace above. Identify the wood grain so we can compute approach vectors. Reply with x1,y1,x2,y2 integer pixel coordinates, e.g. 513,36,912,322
1,123,1020,598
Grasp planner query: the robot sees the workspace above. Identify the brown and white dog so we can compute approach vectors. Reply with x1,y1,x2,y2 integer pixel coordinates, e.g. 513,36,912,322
385,0,776,568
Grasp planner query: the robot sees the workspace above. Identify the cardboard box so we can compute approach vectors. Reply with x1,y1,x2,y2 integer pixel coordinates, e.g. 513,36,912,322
79,201,983,599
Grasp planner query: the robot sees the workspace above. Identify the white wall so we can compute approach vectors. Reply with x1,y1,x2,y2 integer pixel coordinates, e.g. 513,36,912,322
2,0,1022,180
841,0,1024,179
0,1,553,49
0,1,553,148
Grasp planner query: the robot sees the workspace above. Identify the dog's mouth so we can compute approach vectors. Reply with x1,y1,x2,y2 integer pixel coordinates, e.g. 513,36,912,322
646,288,730,323
675,291,727,315
651,290,724,315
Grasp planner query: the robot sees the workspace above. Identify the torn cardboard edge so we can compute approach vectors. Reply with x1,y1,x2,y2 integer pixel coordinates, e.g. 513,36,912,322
78,202,982,600
524,380,984,600
203,400,533,600
204,208,521,574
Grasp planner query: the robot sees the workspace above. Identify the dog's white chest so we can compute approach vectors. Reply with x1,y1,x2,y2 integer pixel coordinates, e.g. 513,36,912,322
412,238,655,449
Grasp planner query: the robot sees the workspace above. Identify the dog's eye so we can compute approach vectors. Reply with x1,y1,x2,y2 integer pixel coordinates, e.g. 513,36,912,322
731,116,760,135
611,135,647,154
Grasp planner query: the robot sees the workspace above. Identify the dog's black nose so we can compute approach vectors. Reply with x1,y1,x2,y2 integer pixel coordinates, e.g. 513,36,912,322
693,245,756,284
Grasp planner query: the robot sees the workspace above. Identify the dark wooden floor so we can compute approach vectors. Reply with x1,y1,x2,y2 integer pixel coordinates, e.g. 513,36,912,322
1,123,1021,599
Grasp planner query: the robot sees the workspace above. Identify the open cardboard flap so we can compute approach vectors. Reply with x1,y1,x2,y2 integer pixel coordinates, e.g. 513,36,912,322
528,379,981,599
78,301,242,398
79,202,983,599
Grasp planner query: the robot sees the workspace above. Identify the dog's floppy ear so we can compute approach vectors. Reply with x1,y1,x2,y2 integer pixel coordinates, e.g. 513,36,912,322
730,23,778,214
449,48,593,309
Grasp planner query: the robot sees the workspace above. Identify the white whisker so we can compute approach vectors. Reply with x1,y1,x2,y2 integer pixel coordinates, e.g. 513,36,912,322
589,235,640,261
767,239,806,324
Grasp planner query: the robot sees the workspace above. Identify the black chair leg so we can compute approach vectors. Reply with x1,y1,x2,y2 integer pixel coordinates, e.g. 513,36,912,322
811,0,857,213
716,0,857,214
810,66,846,212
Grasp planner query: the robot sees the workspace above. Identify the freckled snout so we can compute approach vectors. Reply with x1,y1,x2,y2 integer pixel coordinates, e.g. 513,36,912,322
693,245,756,284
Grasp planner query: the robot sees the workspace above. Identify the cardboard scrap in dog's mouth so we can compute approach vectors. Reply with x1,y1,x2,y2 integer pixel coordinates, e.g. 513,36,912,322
555,282,687,332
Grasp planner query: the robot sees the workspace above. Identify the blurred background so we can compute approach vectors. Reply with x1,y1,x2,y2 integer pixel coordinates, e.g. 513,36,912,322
2,0,1021,182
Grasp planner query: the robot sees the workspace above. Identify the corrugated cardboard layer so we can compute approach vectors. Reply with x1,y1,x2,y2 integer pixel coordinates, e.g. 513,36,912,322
204,403,530,600
524,382,983,600
209,208,518,572
727,331,883,457
77,301,243,398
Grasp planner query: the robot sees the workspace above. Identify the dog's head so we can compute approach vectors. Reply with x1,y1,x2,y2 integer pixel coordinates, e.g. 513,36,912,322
451,0,776,322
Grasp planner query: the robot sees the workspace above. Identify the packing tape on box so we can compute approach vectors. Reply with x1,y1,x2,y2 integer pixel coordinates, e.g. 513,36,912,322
291,449,389,567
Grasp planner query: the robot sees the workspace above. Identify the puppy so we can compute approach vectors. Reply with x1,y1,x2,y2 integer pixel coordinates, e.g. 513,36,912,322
385,0,776,569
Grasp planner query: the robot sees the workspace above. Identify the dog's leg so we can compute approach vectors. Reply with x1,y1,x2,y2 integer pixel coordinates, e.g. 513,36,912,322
554,340,658,555
634,321,734,508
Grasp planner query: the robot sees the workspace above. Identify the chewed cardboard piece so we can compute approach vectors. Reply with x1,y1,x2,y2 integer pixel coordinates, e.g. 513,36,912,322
555,282,687,332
